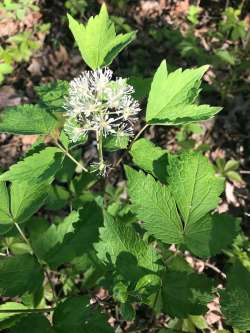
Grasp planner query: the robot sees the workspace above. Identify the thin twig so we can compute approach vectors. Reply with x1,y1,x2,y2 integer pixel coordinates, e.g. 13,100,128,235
205,262,227,279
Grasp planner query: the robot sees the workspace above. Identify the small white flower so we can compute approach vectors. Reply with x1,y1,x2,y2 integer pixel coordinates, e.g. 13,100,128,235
63,68,141,174
64,67,140,140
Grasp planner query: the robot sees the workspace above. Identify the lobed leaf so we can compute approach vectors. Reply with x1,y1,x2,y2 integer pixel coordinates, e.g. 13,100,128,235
68,4,136,69
126,149,239,257
146,60,222,125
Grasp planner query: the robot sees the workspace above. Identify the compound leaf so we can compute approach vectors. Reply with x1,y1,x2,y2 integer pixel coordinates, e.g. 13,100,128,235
0,254,43,297
68,4,136,69
146,60,221,125
0,104,58,135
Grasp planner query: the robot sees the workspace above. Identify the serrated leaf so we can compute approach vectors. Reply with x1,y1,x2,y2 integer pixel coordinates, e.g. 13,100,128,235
29,202,103,268
167,152,224,226
10,314,54,333
0,104,58,135
35,80,69,112
53,296,113,333
10,181,49,223
125,166,183,244
220,262,250,330
95,212,159,272
162,270,213,317
0,254,43,297
0,147,64,184
130,138,168,182
68,4,136,69
184,214,240,257
146,60,221,125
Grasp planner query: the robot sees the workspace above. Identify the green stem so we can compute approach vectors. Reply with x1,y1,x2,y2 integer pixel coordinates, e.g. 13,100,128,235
96,130,104,165
0,308,55,314
55,142,88,172
115,123,149,168
14,223,33,255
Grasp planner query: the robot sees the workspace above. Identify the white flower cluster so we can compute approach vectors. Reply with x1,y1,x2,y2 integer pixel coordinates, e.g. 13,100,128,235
64,68,140,143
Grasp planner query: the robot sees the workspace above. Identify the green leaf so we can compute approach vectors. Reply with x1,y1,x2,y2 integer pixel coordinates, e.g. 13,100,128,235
103,133,129,151
146,61,222,125
0,104,58,135
224,159,240,172
125,166,183,244
35,80,69,112
0,302,27,330
220,262,250,331
0,254,44,297
29,202,103,268
0,147,64,184
126,150,238,257
0,181,12,224
226,171,243,183
10,314,54,333
67,4,136,69
184,214,240,257
53,296,113,333
167,152,224,226
130,138,168,182
10,181,49,223
95,212,159,272
45,185,70,211
162,270,213,317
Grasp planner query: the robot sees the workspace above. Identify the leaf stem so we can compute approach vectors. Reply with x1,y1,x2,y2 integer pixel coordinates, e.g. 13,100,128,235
115,123,149,168
55,141,88,172
14,223,33,255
